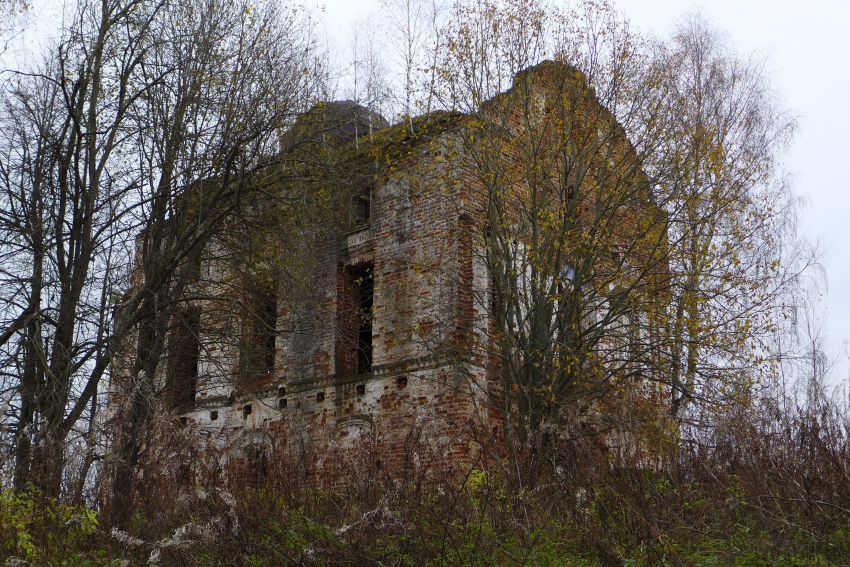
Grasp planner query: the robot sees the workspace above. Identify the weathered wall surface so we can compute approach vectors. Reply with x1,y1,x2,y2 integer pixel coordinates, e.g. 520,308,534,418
165,123,491,485
110,64,670,490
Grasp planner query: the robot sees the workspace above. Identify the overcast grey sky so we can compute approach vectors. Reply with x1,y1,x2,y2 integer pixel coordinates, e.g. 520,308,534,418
7,0,850,379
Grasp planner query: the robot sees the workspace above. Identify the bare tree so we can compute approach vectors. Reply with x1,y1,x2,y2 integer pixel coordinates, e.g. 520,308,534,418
0,0,168,496
657,16,802,420
381,0,445,131
0,0,321,507
349,24,393,138
432,0,809,486
103,0,322,524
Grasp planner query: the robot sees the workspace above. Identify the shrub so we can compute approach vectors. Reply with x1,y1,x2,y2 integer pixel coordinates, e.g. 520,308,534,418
0,488,98,564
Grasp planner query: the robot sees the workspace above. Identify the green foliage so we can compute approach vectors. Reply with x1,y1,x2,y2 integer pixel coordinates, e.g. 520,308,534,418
3,469,848,566
0,488,98,564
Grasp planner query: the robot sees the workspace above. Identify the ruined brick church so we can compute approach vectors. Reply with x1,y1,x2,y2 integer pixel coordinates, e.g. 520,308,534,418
115,61,666,485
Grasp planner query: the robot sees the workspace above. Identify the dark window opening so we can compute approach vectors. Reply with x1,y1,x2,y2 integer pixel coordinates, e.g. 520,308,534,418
356,383,366,396
316,391,325,403
396,375,408,389
166,307,200,410
357,267,373,373
278,385,287,397
455,213,474,347
336,262,374,376
186,245,203,282
176,462,191,488
242,404,252,419
279,398,287,409
210,410,218,421
246,445,267,487
351,189,371,227
240,283,277,382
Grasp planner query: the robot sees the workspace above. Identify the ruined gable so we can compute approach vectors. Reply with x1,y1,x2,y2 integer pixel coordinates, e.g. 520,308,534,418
112,61,669,487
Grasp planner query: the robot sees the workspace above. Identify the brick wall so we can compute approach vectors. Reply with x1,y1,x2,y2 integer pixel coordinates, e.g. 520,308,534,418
111,61,670,491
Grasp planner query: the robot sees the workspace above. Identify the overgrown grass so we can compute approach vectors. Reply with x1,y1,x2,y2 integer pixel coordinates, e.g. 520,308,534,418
2,472,847,566
3,392,849,566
